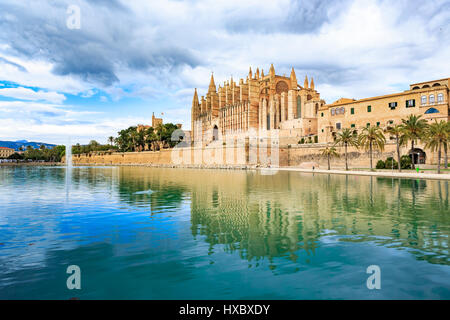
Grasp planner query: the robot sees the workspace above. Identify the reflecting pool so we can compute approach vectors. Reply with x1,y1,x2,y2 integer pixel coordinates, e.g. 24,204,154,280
0,166,449,299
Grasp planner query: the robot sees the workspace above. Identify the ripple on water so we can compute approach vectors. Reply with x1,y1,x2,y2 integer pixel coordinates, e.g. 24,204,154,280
0,167,449,299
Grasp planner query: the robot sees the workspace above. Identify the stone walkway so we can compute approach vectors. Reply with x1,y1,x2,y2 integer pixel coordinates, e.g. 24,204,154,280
270,167,450,180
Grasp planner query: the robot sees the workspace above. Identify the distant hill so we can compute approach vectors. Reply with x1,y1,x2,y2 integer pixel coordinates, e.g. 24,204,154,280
0,140,57,151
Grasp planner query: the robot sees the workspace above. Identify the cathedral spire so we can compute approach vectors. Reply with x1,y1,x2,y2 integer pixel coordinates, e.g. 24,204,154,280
261,69,264,78
249,67,252,79
269,63,275,76
192,88,199,106
256,68,260,79
290,67,296,81
310,77,315,90
290,67,297,88
304,75,309,89
208,73,216,92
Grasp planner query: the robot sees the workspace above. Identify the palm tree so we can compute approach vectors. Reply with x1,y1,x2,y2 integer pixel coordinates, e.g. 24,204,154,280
108,136,114,146
145,127,157,151
321,146,339,170
401,114,428,169
386,125,405,172
444,122,450,169
334,128,359,171
359,126,386,170
424,120,448,174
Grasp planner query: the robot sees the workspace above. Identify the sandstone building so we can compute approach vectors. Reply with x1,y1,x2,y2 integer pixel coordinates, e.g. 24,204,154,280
137,112,164,133
318,78,450,144
191,65,325,145
0,147,15,158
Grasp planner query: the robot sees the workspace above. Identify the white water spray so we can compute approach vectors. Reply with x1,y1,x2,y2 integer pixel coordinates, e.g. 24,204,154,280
65,140,72,201
65,142,72,168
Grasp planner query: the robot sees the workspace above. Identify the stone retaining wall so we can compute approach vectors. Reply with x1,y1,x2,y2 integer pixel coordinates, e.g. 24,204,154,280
70,142,442,169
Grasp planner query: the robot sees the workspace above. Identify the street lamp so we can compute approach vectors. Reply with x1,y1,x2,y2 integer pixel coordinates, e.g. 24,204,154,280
416,152,420,173
391,152,394,173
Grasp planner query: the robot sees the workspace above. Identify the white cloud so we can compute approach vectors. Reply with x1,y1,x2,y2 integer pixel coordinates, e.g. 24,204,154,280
0,0,449,143
0,87,66,104
0,102,143,145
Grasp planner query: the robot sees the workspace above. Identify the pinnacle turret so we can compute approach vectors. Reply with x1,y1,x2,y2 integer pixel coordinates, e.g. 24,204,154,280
208,73,216,92
269,63,275,76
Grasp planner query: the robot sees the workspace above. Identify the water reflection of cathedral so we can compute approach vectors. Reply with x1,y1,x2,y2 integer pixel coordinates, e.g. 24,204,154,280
188,171,449,266
115,167,449,267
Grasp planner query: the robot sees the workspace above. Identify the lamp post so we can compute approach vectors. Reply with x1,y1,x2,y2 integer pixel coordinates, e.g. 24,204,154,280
416,152,420,173
390,151,394,173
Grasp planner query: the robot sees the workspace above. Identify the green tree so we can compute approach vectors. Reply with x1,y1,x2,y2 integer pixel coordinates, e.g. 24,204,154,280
386,125,406,172
334,128,359,171
444,122,450,169
8,152,24,160
89,140,100,148
162,123,179,147
108,136,114,146
424,120,448,174
401,114,428,169
358,126,386,170
116,126,137,152
321,146,339,170
145,127,158,151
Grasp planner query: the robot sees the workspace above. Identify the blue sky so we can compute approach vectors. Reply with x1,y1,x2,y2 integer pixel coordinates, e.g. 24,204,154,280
0,0,449,145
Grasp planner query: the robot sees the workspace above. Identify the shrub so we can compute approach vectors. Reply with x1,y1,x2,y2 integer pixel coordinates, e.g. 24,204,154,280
376,160,385,169
385,157,398,169
8,152,24,160
400,155,412,169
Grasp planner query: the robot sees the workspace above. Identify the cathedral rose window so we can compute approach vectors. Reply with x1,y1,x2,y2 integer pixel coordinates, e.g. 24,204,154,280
276,81,289,94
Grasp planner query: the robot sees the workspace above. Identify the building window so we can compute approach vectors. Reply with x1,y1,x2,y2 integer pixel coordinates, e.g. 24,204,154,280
376,122,380,127
424,107,439,114
296,97,301,119
406,99,415,108
351,124,355,128
336,123,341,130
351,108,354,114
321,129,324,132
437,93,443,102
421,96,427,105
367,105,371,112
321,112,324,117
388,102,397,110
366,123,370,127
389,120,394,124
331,108,335,116
429,94,435,104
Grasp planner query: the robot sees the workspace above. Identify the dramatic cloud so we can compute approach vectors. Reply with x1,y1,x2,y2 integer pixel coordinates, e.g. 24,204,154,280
0,0,449,143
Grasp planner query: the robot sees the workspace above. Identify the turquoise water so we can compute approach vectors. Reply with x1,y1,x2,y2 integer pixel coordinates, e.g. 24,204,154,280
0,166,449,299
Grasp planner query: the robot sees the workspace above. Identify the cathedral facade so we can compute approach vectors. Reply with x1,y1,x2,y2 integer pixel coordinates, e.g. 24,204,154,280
191,64,325,145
